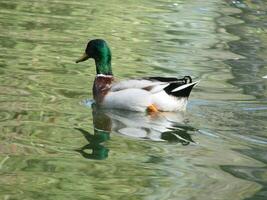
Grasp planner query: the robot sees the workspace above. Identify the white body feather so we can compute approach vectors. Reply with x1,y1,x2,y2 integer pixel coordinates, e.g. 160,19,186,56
103,88,152,112
152,91,188,111
100,78,197,112
110,80,167,92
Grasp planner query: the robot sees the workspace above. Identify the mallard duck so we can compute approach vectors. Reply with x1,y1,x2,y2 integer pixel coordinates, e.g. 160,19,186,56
76,39,198,112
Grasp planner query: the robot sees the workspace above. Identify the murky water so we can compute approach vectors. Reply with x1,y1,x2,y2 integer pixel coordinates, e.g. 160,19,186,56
0,0,267,199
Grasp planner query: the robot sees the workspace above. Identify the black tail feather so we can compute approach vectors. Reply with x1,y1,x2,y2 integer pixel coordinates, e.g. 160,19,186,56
146,76,196,98
169,83,196,98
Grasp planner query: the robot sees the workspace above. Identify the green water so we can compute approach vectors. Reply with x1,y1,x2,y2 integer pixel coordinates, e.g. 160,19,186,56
0,0,267,199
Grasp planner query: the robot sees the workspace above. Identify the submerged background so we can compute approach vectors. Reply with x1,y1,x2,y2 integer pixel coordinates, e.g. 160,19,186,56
0,0,266,199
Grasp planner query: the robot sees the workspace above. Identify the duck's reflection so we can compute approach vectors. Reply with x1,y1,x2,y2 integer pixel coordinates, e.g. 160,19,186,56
75,105,111,160
76,104,196,160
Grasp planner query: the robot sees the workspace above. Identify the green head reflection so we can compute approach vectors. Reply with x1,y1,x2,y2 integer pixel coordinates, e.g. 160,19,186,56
75,104,111,160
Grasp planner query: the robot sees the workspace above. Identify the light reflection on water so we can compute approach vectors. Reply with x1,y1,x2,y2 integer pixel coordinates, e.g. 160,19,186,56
0,0,267,199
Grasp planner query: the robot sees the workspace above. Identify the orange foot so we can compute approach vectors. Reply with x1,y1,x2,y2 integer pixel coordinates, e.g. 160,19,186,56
147,104,159,113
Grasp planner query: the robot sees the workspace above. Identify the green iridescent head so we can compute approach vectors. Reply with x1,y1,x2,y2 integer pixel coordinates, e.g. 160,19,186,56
76,39,112,75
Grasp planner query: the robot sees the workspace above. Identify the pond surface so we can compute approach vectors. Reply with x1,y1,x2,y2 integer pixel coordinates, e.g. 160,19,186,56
0,0,267,199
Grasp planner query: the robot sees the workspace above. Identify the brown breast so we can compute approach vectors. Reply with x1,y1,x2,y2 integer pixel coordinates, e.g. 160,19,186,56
93,76,114,104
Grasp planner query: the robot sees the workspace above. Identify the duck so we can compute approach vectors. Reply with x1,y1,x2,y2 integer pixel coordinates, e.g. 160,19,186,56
76,39,198,112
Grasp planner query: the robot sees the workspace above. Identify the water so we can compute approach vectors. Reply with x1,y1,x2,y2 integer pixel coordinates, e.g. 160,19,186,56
0,0,267,199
